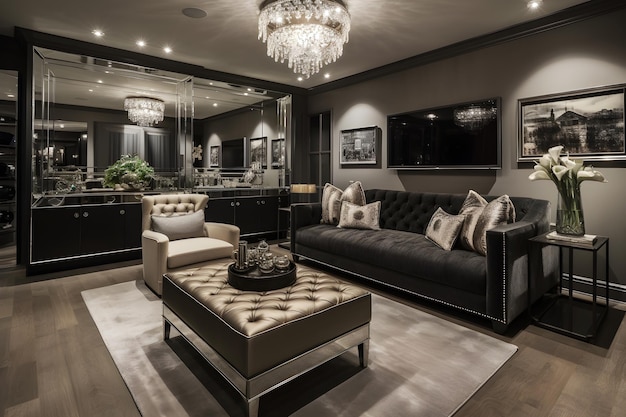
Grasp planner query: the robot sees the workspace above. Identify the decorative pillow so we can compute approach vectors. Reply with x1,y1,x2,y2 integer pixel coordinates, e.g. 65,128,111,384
151,210,205,241
458,190,488,251
321,183,344,224
472,195,516,256
425,207,465,251
338,201,381,230
321,181,366,225
340,181,366,206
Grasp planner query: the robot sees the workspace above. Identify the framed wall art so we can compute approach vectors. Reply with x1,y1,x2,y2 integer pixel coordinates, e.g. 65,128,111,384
271,138,285,168
249,136,267,168
340,126,380,167
209,145,220,167
518,85,625,162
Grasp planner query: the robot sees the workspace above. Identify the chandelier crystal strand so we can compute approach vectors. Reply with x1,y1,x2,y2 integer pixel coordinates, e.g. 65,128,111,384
124,97,165,127
258,0,350,79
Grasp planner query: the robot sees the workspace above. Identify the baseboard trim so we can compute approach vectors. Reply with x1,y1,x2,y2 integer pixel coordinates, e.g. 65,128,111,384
562,274,626,305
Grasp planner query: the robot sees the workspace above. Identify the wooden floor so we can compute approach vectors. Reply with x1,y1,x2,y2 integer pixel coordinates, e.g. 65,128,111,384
1,251,625,417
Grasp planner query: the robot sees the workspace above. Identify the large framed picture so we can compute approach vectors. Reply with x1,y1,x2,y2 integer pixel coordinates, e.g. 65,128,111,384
249,136,267,168
340,126,379,167
209,145,220,167
518,85,625,162
271,138,285,168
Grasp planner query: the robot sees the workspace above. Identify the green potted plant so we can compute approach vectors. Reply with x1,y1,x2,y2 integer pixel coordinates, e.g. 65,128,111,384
104,154,154,191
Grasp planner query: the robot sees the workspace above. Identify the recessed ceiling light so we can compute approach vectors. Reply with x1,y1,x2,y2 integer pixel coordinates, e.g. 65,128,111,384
136,40,146,48
163,46,172,54
92,29,104,37
88,89,94,92
182,7,207,19
324,73,330,79
97,80,103,84
213,103,218,107
297,77,303,82
7,94,14,98
527,0,542,10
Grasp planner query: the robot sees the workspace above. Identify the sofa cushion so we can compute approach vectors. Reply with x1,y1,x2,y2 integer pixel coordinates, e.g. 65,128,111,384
473,195,516,256
425,207,465,251
297,224,486,295
338,201,381,230
458,190,487,251
341,181,366,206
321,183,343,225
167,237,233,268
151,210,205,241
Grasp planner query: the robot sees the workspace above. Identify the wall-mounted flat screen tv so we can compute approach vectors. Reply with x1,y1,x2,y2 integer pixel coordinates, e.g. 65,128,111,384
221,137,245,168
387,98,501,169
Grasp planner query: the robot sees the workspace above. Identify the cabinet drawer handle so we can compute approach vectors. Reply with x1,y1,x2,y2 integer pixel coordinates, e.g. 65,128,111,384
231,202,235,207
257,200,261,205
120,209,126,215
74,212,80,219
236,201,240,206
261,200,265,205
83,212,89,218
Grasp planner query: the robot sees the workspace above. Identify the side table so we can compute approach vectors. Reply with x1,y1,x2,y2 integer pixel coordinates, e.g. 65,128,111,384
528,232,609,341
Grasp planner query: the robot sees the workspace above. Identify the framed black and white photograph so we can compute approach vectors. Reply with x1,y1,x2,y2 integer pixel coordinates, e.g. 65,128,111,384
518,85,625,162
249,136,267,168
340,126,379,166
209,145,220,167
271,138,285,168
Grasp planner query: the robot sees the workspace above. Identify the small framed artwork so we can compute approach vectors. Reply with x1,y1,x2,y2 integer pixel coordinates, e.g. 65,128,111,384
249,136,267,168
271,138,285,168
518,84,626,162
209,145,220,167
340,126,380,167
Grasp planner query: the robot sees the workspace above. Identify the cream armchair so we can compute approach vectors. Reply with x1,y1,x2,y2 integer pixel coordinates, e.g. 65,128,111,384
141,193,240,295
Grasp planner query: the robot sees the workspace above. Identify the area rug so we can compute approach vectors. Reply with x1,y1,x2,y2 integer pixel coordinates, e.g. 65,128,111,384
82,280,517,417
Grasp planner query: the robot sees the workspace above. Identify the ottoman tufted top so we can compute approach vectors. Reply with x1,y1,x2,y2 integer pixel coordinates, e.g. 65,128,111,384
167,260,369,337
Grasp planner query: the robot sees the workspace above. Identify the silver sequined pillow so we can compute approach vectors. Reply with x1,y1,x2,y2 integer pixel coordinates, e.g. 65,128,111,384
338,201,381,230
321,183,343,224
425,207,465,251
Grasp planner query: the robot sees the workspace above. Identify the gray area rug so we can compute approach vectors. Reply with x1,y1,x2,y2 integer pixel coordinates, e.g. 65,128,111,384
82,280,517,417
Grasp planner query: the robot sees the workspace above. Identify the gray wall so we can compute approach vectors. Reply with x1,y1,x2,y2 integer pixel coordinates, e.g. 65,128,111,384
308,9,626,285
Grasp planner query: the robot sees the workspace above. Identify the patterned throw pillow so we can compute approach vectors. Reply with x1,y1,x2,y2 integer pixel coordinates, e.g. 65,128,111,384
338,201,381,230
472,194,516,256
151,210,205,241
425,207,465,251
321,183,344,224
458,190,488,251
321,181,367,225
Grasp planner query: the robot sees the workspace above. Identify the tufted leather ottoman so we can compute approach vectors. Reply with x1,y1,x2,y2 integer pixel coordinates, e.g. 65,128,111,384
162,259,371,417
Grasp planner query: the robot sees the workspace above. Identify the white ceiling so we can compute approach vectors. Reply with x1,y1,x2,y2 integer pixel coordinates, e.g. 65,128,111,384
0,0,592,90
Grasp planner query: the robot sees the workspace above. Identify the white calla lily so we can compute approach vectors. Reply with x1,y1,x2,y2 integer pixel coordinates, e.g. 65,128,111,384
529,169,551,181
538,154,552,169
548,145,563,164
552,165,571,181
577,166,607,183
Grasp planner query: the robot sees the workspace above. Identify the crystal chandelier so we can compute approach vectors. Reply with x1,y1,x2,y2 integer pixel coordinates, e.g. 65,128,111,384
453,104,497,131
258,0,351,79
124,97,165,127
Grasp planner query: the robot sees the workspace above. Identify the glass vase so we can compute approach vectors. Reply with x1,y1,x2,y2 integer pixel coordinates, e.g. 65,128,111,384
556,183,585,236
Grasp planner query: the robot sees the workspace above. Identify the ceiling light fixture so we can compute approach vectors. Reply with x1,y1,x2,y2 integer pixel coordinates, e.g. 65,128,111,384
258,0,351,79
527,0,542,10
163,46,172,54
92,29,104,37
136,40,146,48
124,97,165,127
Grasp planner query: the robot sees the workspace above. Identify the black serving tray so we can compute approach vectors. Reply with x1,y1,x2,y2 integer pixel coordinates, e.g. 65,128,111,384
227,262,296,291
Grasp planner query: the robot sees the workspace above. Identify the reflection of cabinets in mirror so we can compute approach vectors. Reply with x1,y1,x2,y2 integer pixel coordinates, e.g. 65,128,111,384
31,202,142,262
94,123,176,172
205,194,284,237
0,138,16,247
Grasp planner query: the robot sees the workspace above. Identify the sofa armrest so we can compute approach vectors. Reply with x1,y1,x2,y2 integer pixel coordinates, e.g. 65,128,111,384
205,222,240,247
142,230,170,295
485,220,540,327
290,203,322,252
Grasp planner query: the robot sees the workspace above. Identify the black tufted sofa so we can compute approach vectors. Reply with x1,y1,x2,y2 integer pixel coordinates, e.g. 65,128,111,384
290,189,559,333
